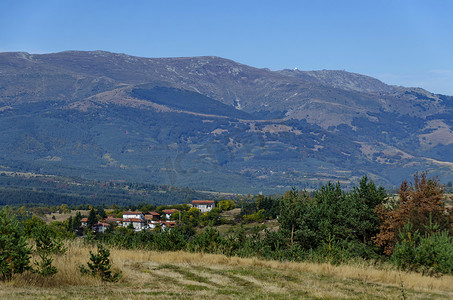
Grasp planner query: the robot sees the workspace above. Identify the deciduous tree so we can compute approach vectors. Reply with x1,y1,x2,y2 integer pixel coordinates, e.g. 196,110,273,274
374,173,450,255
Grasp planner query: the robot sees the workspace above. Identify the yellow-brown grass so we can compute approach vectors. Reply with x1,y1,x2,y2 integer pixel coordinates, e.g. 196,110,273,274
6,240,102,288
108,248,453,293
1,240,453,299
44,210,89,223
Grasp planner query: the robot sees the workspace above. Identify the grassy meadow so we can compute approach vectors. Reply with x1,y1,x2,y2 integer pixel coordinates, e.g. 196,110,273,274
1,240,453,299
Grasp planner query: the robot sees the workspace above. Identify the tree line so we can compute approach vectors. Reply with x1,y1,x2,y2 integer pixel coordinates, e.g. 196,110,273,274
1,173,453,281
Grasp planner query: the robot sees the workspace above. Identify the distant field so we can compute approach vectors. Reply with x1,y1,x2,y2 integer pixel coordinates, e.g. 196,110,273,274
44,210,89,223
1,241,453,299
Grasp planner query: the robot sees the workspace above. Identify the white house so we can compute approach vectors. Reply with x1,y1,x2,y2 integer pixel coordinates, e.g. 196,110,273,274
94,222,110,233
148,220,161,229
122,211,145,221
191,200,215,213
123,218,145,231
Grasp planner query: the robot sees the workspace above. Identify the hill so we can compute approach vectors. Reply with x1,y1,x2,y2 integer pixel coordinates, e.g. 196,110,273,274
1,51,453,192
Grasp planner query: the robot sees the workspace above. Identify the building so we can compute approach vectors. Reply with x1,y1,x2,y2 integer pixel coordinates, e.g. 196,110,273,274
161,221,176,229
122,211,145,221
162,209,178,220
191,200,215,213
93,222,110,233
147,220,161,229
123,218,145,231
144,211,160,222
105,216,123,225
122,211,146,231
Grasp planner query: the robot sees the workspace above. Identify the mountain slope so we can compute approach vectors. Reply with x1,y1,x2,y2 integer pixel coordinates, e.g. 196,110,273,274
1,50,453,192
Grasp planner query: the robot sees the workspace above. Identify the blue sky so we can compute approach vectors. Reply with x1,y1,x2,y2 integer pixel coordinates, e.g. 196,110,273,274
1,0,452,95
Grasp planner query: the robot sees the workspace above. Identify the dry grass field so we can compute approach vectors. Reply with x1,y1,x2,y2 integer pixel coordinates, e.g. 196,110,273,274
1,240,453,299
43,210,90,223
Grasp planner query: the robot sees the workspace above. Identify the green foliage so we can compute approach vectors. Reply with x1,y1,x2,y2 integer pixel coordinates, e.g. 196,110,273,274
187,228,223,253
73,211,82,231
79,243,121,282
242,209,266,223
22,215,46,237
255,195,279,219
312,235,352,265
32,225,66,276
83,229,96,245
33,225,66,255
199,208,222,226
349,176,387,244
87,208,97,229
278,177,386,259
278,188,314,248
182,207,201,227
217,200,235,211
0,172,207,207
0,207,31,281
392,222,453,275
97,207,107,219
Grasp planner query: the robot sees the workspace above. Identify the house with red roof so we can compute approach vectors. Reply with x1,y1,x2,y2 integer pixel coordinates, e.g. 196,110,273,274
164,221,177,229
122,211,146,231
123,218,145,231
162,209,178,220
144,211,160,222
105,216,122,225
93,222,110,233
191,200,215,213
122,211,145,221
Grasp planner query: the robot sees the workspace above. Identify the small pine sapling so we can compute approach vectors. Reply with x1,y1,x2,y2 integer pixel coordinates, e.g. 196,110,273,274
80,243,121,282
33,225,66,276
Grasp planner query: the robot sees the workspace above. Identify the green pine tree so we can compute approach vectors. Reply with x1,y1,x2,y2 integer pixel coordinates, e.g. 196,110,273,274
0,207,32,281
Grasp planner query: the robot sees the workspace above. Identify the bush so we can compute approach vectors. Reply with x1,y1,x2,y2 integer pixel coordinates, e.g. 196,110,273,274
217,200,235,211
392,224,453,275
242,209,266,223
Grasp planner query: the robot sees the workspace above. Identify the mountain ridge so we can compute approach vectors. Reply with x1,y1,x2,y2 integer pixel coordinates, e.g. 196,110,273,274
1,50,453,193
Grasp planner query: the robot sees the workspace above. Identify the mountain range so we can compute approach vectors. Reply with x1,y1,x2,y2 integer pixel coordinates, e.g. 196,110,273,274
1,50,453,193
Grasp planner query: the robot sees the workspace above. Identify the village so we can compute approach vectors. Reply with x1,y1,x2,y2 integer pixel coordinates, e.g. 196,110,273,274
80,200,215,232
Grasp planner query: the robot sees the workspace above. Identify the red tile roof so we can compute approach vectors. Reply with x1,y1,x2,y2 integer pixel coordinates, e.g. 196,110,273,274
192,200,214,204
105,218,122,222
165,221,177,227
123,218,144,223
148,211,160,216
81,218,88,222
162,209,177,214
96,222,110,226
122,211,143,215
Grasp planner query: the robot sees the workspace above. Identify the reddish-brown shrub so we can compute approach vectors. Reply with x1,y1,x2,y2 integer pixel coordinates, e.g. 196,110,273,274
373,173,451,255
